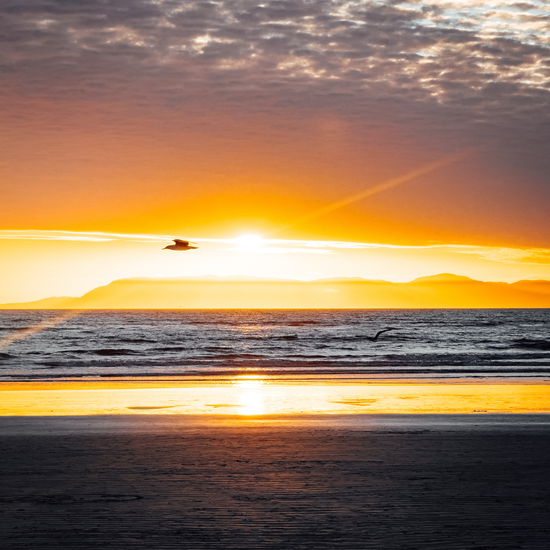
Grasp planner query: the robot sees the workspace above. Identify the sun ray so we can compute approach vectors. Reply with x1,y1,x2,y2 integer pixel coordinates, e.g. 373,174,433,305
0,310,82,352
275,148,478,235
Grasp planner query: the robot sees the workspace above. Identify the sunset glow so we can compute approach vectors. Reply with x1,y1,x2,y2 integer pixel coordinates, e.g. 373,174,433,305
234,235,265,248
1,230,550,304
0,0,548,303
2,4,549,548
1,380,549,416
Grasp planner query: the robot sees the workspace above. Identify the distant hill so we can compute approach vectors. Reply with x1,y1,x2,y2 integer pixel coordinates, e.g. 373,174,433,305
411,273,476,283
1,274,550,309
0,296,74,309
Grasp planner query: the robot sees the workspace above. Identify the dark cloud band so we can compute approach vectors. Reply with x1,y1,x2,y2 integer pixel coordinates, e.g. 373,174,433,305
1,1,548,120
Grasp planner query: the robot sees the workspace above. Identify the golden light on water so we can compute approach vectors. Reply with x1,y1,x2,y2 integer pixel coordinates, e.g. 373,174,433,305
0,310,81,352
0,380,549,417
236,378,265,416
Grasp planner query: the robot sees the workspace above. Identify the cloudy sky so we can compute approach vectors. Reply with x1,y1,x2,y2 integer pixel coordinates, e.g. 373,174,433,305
1,0,550,300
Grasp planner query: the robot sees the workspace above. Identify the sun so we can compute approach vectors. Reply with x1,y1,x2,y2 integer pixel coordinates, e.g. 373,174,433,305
235,234,265,248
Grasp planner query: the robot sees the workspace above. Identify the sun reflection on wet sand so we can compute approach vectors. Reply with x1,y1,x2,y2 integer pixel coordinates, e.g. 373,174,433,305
0,378,549,416
235,378,265,415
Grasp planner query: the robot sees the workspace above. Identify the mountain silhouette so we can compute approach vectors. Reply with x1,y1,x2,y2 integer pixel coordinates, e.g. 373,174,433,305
2,274,550,309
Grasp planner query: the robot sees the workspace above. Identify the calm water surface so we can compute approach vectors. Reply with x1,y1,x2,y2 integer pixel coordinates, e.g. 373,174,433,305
0,309,549,380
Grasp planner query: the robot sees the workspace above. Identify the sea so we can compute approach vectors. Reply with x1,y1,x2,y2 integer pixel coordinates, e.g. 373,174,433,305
0,309,549,381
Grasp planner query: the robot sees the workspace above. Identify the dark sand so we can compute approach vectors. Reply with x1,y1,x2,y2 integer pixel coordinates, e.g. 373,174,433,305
1,415,549,549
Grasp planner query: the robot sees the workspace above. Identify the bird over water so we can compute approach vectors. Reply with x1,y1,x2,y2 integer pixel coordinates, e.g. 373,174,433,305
366,328,397,341
163,239,199,251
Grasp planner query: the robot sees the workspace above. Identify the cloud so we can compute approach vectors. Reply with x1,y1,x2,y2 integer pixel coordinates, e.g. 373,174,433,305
1,2,549,247
450,245,550,265
225,246,335,254
0,230,168,242
1,229,549,265
0,0,548,144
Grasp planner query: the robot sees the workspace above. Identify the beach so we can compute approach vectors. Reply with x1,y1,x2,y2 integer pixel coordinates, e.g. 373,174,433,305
3,0,550,545
1,415,550,549
1,380,550,549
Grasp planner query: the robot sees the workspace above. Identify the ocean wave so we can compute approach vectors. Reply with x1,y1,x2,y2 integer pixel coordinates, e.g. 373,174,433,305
186,320,285,326
94,349,138,356
207,353,267,360
118,338,157,344
229,334,300,341
512,338,550,351
153,346,189,352
2,309,550,380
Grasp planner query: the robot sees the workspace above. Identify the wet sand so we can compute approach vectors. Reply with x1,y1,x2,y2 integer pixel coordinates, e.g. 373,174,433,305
2,379,550,415
1,414,549,549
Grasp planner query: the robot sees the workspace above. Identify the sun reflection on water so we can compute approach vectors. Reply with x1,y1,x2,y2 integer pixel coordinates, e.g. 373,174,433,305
1,378,549,417
234,376,265,415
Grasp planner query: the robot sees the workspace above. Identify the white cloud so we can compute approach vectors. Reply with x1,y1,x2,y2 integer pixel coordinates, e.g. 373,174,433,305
2,230,549,266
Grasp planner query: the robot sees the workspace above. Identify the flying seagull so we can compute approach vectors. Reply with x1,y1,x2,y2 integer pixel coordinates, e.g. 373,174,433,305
163,239,199,251
366,328,397,342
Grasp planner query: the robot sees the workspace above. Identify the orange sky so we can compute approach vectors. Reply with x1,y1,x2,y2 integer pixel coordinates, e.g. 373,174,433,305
1,1,550,302
1,231,550,304
2,99,549,248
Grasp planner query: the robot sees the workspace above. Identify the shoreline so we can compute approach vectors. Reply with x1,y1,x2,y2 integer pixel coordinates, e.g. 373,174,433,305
2,413,550,435
2,375,550,389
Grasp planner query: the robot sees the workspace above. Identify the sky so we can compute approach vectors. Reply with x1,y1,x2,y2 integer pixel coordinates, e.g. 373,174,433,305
1,0,550,302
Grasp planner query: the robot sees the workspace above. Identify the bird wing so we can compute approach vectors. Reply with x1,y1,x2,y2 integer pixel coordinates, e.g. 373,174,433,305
173,239,189,246
372,328,395,340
